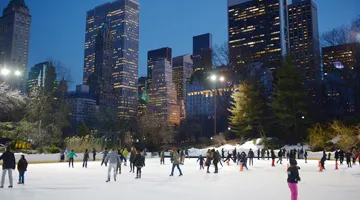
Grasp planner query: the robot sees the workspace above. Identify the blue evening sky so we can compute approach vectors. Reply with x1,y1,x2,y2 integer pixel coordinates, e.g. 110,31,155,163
1,0,359,90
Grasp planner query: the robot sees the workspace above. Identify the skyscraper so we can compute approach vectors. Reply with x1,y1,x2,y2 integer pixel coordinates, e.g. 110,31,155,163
84,0,139,118
138,76,148,115
0,0,31,90
288,0,320,91
147,47,172,87
27,61,57,93
228,0,289,73
87,18,115,108
148,59,180,125
172,55,193,101
192,33,212,71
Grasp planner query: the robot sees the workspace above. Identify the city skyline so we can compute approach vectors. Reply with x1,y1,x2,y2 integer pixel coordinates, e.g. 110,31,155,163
0,0,358,90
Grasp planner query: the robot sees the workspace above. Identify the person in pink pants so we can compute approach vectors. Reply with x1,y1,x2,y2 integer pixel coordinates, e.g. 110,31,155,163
287,159,301,200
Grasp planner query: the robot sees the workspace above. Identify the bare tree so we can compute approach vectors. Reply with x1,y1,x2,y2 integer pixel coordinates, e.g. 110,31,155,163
321,16,360,46
46,58,73,84
213,42,230,67
0,82,27,118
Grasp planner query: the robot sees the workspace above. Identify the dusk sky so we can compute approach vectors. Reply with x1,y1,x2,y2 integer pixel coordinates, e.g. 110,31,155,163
1,0,359,90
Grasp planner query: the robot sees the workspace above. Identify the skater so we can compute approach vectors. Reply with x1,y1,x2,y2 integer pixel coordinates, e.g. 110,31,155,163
221,148,225,158
60,151,65,162
248,148,254,166
17,155,28,185
287,159,301,200
271,149,276,167
304,150,308,163
339,150,344,165
334,150,339,163
236,152,241,165
346,150,352,168
101,148,109,166
216,150,223,167
67,150,77,168
261,149,265,160
286,151,290,161
169,148,183,176
129,147,136,173
352,149,357,164
105,148,121,182
122,148,128,166
185,149,189,159
0,146,15,188
92,148,96,161
83,149,89,168
327,153,331,160
212,149,220,173
180,149,184,165
320,154,326,170
239,152,248,170
266,149,270,160
197,155,205,170
117,149,125,174
257,148,260,160
133,150,145,179
276,149,283,164
160,150,165,165
232,148,237,163
205,152,212,173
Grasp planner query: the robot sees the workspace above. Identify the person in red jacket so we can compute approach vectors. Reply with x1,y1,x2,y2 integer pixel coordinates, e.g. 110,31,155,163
356,151,360,165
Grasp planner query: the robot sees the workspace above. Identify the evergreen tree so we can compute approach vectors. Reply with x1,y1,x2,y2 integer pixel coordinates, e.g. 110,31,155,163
77,121,89,137
228,81,266,137
270,58,307,142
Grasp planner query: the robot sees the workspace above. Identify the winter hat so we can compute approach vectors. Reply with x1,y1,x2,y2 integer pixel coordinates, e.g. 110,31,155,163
290,159,297,166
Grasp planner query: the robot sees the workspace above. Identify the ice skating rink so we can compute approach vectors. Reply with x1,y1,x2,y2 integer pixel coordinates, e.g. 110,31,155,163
1,158,359,200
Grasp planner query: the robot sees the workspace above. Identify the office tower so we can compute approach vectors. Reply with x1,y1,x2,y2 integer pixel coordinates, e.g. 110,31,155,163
173,55,193,119
228,0,289,74
322,43,360,116
84,0,139,118
27,61,57,93
87,18,115,108
148,59,180,125
192,33,212,71
288,0,320,91
0,0,31,90
67,85,97,127
147,47,172,87
172,55,193,101
138,76,148,114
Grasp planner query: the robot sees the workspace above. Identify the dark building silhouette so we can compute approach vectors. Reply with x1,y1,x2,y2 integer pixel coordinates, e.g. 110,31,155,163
147,47,172,88
87,19,116,109
192,33,212,72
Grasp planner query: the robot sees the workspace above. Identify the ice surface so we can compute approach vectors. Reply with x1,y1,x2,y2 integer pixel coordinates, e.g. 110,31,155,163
1,158,359,200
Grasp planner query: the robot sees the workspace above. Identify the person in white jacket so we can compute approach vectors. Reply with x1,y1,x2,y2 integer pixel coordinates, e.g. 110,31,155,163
105,148,121,182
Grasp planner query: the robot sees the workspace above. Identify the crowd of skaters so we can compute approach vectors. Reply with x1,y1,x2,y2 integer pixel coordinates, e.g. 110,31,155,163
1,145,360,200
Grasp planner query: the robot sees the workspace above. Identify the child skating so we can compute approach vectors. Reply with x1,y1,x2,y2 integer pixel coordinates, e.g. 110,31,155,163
17,155,28,184
287,159,301,200
197,155,205,170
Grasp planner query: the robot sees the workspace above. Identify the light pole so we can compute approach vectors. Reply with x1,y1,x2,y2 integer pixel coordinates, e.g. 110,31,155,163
210,74,225,136
0,67,22,83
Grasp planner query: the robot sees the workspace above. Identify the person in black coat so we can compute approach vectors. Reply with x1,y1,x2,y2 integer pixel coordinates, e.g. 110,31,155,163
221,148,224,159
117,150,125,174
339,150,344,164
266,149,270,160
334,150,339,163
345,150,352,168
0,146,16,188
271,149,276,166
257,149,260,160
287,159,301,200
304,150,308,163
17,155,28,184
232,148,237,163
320,155,326,170
276,150,283,164
248,149,254,166
197,155,205,170
92,148,97,161
133,151,145,179
83,149,89,168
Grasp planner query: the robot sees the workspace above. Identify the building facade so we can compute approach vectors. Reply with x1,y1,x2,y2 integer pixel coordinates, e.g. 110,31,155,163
83,0,139,118
192,33,212,72
67,85,97,126
148,59,180,125
228,0,289,74
87,19,115,108
0,0,31,90
147,47,172,88
27,61,57,93
288,0,321,94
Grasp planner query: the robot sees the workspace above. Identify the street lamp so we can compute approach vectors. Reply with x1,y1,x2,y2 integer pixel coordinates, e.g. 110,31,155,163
1,68,10,76
209,74,225,137
14,70,21,76
228,127,231,131
301,116,305,120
